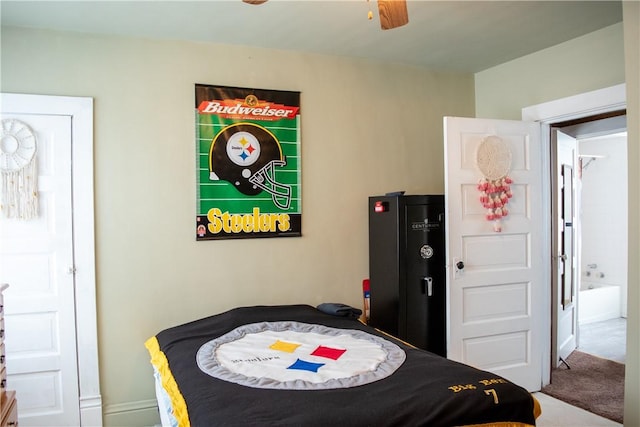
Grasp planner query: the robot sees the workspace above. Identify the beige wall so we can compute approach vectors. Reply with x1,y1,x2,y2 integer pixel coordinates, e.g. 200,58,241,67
1,26,474,425
475,14,639,427
475,23,625,120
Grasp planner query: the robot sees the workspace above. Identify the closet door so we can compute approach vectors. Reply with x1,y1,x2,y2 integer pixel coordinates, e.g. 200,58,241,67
0,112,80,426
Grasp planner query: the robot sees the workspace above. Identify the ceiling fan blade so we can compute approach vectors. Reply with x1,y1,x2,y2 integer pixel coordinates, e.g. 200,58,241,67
242,0,268,4
377,0,409,30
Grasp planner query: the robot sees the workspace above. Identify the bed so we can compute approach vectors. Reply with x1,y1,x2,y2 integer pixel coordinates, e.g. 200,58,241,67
145,304,540,427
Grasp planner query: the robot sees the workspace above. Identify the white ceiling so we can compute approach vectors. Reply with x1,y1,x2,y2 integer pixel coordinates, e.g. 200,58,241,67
1,0,623,73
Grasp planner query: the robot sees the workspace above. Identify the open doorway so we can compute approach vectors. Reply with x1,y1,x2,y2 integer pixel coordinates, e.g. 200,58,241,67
539,113,627,423
558,114,628,364
548,112,628,370
521,83,628,422
521,84,627,385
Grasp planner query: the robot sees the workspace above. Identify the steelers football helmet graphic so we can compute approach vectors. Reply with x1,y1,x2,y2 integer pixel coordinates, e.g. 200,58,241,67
209,123,291,209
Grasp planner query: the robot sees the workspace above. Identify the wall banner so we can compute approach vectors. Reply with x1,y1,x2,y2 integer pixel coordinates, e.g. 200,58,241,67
195,84,301,240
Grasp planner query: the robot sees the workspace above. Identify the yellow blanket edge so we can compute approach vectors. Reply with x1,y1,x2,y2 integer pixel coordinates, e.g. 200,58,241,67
144,336,191,427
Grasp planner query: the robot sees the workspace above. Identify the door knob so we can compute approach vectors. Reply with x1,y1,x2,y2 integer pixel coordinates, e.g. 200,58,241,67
456,261,465,270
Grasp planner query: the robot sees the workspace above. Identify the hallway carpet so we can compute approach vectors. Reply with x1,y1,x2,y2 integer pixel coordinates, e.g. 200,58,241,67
541,350,624,423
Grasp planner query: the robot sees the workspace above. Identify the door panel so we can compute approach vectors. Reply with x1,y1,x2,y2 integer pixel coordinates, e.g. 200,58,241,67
444,117,544,391
552,130,578,366
0,113,80,426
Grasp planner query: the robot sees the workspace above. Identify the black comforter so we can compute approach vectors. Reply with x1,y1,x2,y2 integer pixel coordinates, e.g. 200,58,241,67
147,304,538,427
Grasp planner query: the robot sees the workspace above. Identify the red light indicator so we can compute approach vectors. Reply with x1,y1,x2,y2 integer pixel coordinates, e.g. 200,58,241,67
374,201,388,213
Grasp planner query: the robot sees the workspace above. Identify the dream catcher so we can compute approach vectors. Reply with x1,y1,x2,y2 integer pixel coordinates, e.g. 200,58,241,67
1,118,38,219
476,135,512,232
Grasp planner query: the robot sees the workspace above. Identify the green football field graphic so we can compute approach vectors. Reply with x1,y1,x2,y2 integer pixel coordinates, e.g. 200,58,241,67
196,115,301,216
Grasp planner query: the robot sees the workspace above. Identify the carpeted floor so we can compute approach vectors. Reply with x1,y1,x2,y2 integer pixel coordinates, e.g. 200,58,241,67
541,350,625,424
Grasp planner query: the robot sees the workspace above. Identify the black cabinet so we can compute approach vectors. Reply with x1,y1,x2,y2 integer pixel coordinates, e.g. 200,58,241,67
368,194,446,357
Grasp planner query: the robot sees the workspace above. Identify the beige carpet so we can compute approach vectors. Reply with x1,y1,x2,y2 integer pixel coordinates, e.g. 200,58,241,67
541,350,624,423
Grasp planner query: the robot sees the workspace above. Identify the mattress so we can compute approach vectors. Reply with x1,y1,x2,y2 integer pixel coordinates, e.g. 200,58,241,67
146,304,540,427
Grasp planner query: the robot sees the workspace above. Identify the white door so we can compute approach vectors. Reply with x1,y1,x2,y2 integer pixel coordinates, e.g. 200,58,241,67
444,117,545,392
0,113,80,426
551,130,578,367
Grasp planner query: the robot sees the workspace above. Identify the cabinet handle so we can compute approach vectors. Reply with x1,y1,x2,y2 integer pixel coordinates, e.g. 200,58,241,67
421,277,433,296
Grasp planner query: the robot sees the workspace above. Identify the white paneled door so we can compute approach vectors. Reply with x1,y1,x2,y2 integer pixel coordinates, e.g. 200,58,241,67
0,93,100,426
552,130,578,367
0,112,79,426
444,117,545,392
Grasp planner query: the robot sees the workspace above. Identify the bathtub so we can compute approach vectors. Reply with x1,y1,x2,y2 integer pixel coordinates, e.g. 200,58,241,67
578,282,621,324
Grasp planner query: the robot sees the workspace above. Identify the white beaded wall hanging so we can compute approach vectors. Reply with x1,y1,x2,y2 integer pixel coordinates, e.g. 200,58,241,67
475,135,512,232
1,118,38,219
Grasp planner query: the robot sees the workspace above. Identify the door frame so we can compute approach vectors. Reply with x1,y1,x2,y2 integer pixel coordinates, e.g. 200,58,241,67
0,93,102,425
521,83,627,386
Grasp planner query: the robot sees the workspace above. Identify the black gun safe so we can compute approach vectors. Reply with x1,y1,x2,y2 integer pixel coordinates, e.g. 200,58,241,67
368,194,446,357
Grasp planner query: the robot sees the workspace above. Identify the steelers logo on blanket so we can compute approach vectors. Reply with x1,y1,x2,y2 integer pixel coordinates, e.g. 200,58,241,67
196,321,406,390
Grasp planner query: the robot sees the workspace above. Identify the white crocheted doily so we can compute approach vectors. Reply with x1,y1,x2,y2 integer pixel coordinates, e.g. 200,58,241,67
1,118,38,219
476,135,511,180
1,119,37,172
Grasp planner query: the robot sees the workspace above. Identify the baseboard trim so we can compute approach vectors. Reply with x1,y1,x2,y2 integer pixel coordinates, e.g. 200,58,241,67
103,399,160,427
104,399,158,415
80,394,103,427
